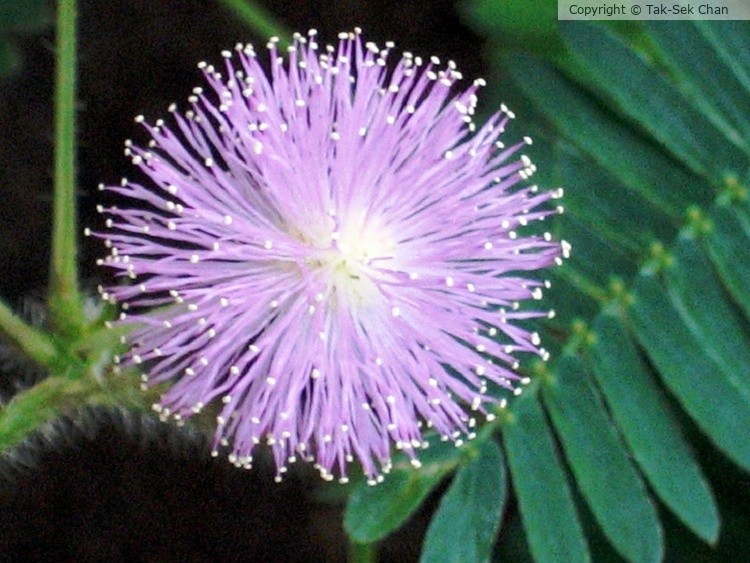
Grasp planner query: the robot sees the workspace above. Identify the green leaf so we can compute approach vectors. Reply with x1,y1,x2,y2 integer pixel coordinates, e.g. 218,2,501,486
526,136,679,263
708,203,750,321
557,144,677,253
560,22,747,182
545,269,601,326
543,355,663,562
502,394,590,563
420,440,506,563
630,272,750,470
460,0,563,57
557,215,637,289
469,15,750,561
0,0,50,76
506,54,710,216
643,21,750,152
589,312,719,543
0,0,48,29
344,436,461,543
664,234,750,401
695,21,750,96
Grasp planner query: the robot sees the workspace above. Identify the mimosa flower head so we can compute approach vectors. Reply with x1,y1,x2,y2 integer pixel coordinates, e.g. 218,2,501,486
96,29,565,483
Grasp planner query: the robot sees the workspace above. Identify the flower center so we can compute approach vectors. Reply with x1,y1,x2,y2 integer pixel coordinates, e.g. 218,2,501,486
306,214,395,308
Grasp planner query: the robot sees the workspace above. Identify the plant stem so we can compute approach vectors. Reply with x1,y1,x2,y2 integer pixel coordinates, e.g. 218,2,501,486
0,366,160,453
0,299,58,369
348,541,377,563
216,0,292,47
50,0,83,333
0,376,96,451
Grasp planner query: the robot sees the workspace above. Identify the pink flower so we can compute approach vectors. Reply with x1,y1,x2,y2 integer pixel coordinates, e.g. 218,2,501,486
98,29,563,483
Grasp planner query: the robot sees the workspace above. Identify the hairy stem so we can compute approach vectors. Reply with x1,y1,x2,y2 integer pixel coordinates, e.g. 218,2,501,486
0,300,58,369
0,376,93,451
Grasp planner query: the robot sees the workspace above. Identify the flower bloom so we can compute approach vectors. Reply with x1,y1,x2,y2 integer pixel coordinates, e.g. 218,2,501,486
97,29,564,483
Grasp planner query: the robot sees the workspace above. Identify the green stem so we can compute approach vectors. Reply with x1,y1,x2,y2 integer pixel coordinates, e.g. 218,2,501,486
216,0,292,47
0,366,160,453
50,0,83,333
0,299,58,369
556,266,610,304
0,376,95,451
348,541,377,563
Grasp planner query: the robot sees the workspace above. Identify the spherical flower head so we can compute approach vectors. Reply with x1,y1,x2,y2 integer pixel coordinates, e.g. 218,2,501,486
97,29,564,482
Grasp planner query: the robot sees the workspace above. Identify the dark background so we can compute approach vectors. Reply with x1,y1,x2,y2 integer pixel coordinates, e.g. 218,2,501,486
0,1,485,560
